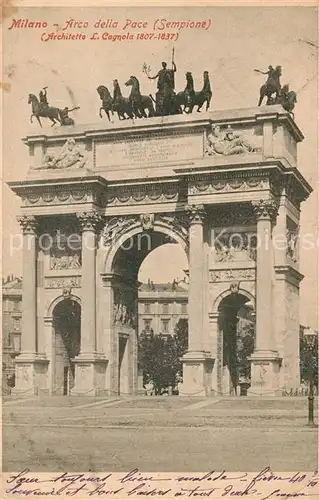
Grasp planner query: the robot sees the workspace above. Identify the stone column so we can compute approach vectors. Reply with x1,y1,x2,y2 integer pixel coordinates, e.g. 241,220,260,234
208,312,221,397
20,216,38,353
181,205,213,396
71,211,107,396
78,212,102,354
100,273,117,396
248,200,282,396
13,216,48,396
188,204,205,350
43,317,55,395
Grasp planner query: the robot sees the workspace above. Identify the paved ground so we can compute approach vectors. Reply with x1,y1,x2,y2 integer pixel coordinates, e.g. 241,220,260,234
2,396,318,472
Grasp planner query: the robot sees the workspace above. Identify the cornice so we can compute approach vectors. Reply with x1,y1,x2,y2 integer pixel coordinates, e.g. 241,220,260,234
7,175,108,192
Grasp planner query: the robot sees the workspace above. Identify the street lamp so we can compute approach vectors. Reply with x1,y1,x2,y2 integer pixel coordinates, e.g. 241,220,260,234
303,328,318,427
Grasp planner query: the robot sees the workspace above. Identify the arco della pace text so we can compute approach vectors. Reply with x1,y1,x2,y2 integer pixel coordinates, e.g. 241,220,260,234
8,18,211,31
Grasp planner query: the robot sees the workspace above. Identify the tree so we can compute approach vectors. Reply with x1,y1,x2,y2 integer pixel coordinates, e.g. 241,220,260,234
300,335,318,388
236,317,255,380
138,319,188,395
172,318,188,381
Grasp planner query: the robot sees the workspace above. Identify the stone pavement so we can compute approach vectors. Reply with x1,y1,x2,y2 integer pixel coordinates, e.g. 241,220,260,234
3,396,318,472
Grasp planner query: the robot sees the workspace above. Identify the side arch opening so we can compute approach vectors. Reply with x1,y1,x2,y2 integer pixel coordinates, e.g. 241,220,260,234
52,298,81,395
218,292,255,395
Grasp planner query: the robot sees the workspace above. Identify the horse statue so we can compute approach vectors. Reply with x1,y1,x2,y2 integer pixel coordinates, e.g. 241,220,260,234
255,65,282,106
275,85,297,117
28,94,62,127
112,79,134,120
183,72,195,113
125,76,155,118
182,71,212,113
199,71,212,112
97,85,114,121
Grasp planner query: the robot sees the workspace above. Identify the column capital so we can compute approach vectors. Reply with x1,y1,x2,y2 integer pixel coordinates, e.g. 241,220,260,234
252,199,278,222
77,211,105,232
186,204,206,225
17,215,38,234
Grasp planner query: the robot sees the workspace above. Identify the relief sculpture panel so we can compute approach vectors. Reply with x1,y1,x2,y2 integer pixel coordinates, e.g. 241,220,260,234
49,233,82,270
113,288,137,328
214,231,257,262
205,124,262,156
210,269,256,282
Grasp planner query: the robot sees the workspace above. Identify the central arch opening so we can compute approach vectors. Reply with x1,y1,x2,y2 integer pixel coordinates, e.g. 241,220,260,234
109,228,188,395
218,293,255,395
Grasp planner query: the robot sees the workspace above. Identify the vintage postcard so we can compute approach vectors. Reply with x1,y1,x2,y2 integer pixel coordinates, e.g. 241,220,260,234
1,0,318,498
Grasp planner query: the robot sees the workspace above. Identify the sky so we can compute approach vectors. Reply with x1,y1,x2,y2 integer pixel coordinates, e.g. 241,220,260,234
2,5,318,327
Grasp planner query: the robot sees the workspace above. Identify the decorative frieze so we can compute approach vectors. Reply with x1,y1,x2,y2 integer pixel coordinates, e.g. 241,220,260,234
24,189,88,206
209,268,256,282
106,182,186,206
189,176,268,196
44,276,82,289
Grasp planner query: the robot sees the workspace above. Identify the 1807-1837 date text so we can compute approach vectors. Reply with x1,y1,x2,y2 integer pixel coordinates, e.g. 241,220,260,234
91,32,179,41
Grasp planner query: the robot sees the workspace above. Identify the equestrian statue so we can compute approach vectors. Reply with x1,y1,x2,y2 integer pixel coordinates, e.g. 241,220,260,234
255,66,297,115
255,65,282,106
28,87,79,127
27,59,301,126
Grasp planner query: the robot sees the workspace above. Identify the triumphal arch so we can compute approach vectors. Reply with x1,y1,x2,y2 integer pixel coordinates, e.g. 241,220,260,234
9,105,311,397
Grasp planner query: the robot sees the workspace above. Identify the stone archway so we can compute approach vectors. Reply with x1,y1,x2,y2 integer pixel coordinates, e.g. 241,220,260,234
101,221,189,396
9,108,310,398
104,220,189,275
52,298,81,395
218,292,255,395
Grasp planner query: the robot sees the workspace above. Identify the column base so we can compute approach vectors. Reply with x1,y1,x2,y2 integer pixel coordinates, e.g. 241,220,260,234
248,351,282,396
12,353,49,396
180,351,214,397
71,353,108,396
137,369,145,395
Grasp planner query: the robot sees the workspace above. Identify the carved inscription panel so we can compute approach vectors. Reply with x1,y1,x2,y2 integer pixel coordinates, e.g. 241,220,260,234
95,131,204,167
